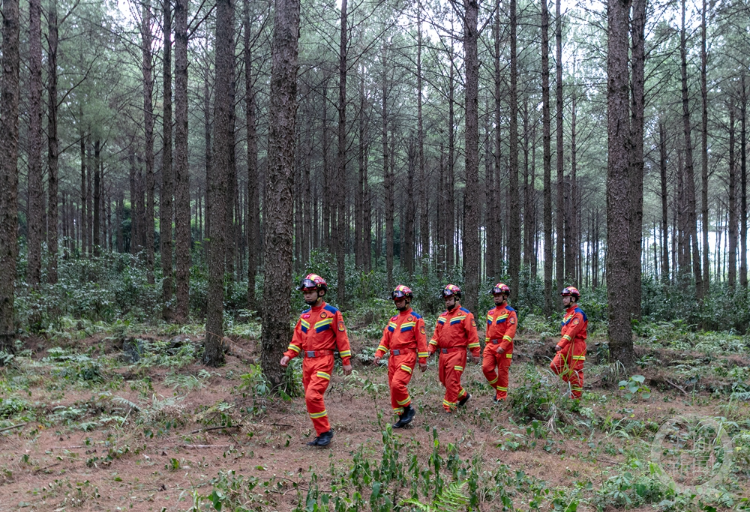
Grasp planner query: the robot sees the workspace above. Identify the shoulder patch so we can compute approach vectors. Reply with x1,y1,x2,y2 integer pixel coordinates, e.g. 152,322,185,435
420,325,426,335
510,318,516,324
471,319,477,327
460,307,471,314
324,304,339,314
338,320,345,331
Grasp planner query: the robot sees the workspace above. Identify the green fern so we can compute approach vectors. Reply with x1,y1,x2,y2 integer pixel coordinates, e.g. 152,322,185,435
401,481,470,512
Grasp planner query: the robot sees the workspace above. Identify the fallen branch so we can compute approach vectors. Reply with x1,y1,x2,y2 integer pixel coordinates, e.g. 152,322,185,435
270,423,294,428
0,423,26,433
177,444,231,449
189,425,242,434
665,379,689,396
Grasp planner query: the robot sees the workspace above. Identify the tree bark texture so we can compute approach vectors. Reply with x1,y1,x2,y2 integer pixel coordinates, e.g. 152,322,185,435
606,0,635,365
461,0,480,315
47,0,59,284
0,0,20,350
205,0,235,366
244,0,258,310
27,0,44,287
174,0,190,321
555,0,564,297
680,0,703,298
629,0,646,317
541,0,553,317
142,0,156,283
261,0,300,389
729,105,737,290
508,0,520,303
700,0,709,290
161,0,174,320
336,0,348,306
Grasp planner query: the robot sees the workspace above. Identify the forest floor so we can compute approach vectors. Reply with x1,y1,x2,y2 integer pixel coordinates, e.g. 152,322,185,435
0,317,748,511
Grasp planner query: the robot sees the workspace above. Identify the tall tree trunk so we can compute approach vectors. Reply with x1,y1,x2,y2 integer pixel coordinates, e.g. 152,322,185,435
383,47,394,289
80,137,88,257
203,78,211,261
244,0,258,309
94,140,101,256
161,0,174,320
417,0,428,273
740,75,748,289
336,0,348,306
142,0,156,282
555,0,564,296
569,87,578,285
261,0,300,388
729,104,737,290
47,0,59,283
607,0,634,365
507,0,520,303
659,121,670,282
447,33,455,271
459,0,480,314
700,0,709,290
541,0,553,316
174,0,190,321
0,0,20,350
492,3,502,279
405,137,416,273
27,0,43,286
205,0,234,366
680,0,703,298
630,0,646,317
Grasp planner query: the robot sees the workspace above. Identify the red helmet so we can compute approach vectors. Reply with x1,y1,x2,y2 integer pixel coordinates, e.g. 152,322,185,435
561,286,580,299
392,284,413,300
442,284,462,298
297,273,327,292
491,282,510,295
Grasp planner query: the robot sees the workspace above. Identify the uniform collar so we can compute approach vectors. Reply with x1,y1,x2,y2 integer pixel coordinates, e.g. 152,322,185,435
398,307,413,316
311,301,326,311
566,305,577,314
495,303,508,312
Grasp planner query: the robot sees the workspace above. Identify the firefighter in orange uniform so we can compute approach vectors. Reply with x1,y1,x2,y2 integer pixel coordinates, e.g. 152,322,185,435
280,274,352,447
373,285,429,428
482,283,517,403
549,286,587,399
428,284,480,412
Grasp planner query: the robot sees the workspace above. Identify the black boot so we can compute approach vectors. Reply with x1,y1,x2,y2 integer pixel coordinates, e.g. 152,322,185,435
400,404,416,426
315,430,334,447
458,393,471,407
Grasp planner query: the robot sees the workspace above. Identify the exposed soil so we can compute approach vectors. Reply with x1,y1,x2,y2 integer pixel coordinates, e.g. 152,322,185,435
0,331,747,511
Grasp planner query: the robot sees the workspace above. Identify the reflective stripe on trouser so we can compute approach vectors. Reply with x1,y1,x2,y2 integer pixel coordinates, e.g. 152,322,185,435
388,352,416,414
549,342,585,399
302,356,334,434
438,350,468,411
482,344,511,400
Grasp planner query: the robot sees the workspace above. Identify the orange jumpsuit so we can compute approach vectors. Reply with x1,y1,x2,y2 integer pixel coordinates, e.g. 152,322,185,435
375,308,429,416
482,304,517,401
550,305,587,399
428,307,480,411
284,301,352,435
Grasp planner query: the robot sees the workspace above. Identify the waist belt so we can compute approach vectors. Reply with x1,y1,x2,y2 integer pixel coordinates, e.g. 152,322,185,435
304,349,334,358
390,348,416,356
439,347,464,354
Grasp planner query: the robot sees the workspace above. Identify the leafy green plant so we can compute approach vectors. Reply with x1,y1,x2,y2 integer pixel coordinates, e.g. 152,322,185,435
618,374,651,400
401,481,470,512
